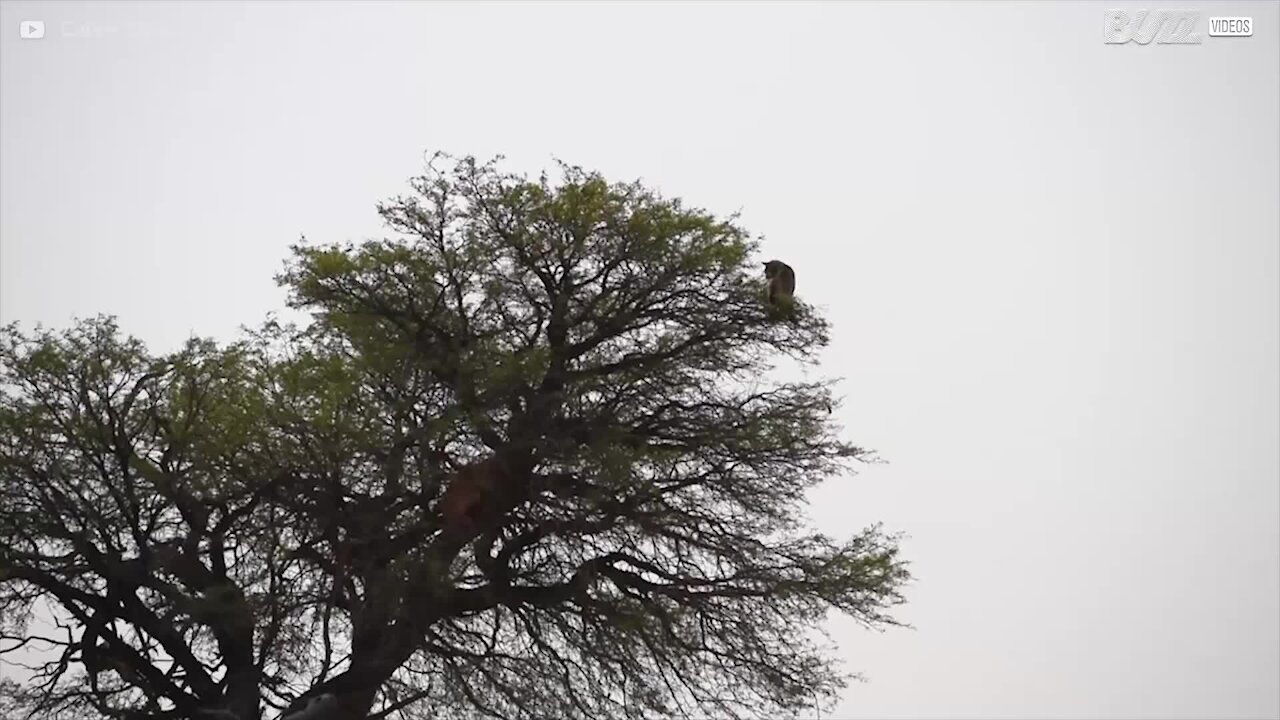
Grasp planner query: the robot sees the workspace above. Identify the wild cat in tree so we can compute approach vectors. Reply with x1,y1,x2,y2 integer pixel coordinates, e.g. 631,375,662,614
763,259,797,318
438,454,529,539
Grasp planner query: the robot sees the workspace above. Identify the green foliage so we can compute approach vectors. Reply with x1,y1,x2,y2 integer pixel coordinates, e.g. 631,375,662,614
0,153,908,720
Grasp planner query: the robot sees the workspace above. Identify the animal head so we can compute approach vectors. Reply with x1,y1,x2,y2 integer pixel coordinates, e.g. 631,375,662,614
763,260,788,279
439,457,526,538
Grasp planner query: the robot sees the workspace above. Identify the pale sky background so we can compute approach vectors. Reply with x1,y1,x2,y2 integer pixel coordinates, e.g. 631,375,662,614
2,1,1278,718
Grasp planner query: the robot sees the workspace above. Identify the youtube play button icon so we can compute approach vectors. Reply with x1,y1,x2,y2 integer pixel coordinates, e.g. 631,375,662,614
20,20,46,39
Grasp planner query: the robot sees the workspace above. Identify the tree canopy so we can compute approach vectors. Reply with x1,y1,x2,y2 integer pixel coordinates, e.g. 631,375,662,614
0,154,909,720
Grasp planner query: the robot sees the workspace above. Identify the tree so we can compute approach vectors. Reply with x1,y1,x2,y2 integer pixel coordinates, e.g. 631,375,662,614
0,154,909,720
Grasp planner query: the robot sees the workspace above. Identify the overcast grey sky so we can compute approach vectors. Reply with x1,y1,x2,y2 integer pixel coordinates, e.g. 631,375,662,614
2,1,1278,718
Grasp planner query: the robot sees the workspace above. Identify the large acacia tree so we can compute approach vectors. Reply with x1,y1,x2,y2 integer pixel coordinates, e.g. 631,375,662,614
0,155,908,720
